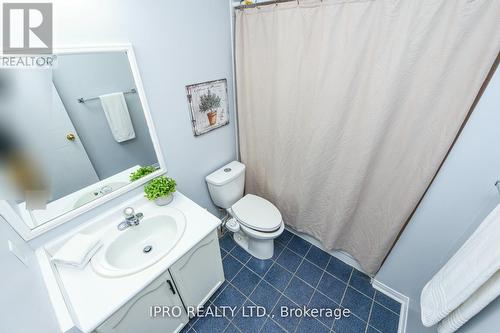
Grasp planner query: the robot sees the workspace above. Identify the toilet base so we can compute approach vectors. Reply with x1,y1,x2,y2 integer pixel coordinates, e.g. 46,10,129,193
232,231,274,260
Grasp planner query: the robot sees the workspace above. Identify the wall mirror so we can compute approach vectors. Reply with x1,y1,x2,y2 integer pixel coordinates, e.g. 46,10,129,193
0,45,165,240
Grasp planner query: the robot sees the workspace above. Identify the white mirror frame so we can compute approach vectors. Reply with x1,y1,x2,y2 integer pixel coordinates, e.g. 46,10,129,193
0,44,166,240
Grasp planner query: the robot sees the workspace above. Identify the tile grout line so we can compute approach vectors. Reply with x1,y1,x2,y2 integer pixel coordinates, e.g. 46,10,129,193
365,295,376,333
277,240,362,293
272,253,356,320
289,244,314,333
219,279,260,332
222,239,290,332
318,255,335,332
209,234,306,332
301,254,334,333
277,245,308,333
332,267,354,330
228,287,262,333
251,242,284,279
246,236,312,333
371,291,402,316
260,239,303,332
215,233,397,333
266,239,371,331
285,243,394,308
248,246,293,332
225,258,370,331
287,241,342,333
223,236,291,333
208,242,249,330
224,240,260,333
278,238,402,317
279,238,402,318
227,258,264,332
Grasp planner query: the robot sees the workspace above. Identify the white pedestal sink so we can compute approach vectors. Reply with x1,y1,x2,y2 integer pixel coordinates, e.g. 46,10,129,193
91,207,186,277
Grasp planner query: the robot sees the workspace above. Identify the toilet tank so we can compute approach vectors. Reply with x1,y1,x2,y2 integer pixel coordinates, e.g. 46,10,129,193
205,161,246,209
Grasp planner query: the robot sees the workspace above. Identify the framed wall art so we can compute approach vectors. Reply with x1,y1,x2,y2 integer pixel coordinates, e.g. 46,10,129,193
186,79,229,136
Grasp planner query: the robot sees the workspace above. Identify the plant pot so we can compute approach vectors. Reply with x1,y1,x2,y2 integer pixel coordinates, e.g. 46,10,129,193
154,194,173,206
207,111,217,125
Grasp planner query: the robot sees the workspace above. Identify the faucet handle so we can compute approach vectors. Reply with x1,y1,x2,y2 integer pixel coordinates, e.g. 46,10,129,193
123,207,135,219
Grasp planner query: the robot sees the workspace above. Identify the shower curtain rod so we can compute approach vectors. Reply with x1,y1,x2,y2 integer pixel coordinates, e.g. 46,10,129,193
235,0,304,10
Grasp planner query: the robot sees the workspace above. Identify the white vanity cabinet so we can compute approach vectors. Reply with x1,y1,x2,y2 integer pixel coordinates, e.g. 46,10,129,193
95,270,188,333
94,229,224,333
169,230,225,315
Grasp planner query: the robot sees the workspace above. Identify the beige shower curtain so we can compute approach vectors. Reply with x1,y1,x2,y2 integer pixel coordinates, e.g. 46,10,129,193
235,0,500,275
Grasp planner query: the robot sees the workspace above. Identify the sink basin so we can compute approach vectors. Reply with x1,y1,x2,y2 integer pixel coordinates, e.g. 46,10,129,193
91,207,186,277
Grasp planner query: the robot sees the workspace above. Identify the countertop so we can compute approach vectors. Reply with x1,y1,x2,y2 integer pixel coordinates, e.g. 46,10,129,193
48,191,220,333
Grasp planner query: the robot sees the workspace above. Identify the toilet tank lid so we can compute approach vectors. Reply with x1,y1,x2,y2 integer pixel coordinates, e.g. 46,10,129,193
206,161,246,186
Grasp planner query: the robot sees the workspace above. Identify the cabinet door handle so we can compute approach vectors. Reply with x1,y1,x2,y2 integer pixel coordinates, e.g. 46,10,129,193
167,280,176,295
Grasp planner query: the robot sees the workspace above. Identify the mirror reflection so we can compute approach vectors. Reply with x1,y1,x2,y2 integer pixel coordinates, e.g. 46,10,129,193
1,50,160,228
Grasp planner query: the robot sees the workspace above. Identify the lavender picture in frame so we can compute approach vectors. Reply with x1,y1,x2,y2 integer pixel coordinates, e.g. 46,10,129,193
186,79,229,136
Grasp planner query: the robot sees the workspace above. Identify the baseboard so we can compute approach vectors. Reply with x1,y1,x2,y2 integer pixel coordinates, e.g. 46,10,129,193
284,226,409,332
372,279,409,333
284,226,365,273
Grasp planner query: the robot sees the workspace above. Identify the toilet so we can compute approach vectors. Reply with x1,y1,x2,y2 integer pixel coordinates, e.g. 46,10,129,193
206,161,284,260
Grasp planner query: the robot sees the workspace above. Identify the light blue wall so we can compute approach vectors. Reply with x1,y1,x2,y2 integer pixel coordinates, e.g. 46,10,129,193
376,63,500,332
46,0,236,219
27,0,236,239
53,52,157,180
0,217,58,333
0,1,236,331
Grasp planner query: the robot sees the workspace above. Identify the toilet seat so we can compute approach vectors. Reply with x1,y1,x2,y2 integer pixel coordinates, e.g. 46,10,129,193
231,194,282,232
239,221,285,240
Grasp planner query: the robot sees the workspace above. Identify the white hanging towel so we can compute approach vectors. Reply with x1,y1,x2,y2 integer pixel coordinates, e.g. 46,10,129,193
421,204,500,332
99,92,136,142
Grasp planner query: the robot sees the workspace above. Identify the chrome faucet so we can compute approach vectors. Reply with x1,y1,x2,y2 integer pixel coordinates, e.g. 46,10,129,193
117,207,144,231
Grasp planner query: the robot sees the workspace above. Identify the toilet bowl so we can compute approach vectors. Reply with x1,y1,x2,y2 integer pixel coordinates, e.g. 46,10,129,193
227,194,284,259
205,161,284,260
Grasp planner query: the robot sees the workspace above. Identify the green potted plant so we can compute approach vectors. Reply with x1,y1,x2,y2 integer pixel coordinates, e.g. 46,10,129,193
144,176,176,206
129,165,156,181
199,90,221,125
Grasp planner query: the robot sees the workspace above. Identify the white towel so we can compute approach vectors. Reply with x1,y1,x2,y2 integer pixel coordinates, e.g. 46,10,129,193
99,92,136,142
51,233,102,269
421,204,500,331
437,271,500,333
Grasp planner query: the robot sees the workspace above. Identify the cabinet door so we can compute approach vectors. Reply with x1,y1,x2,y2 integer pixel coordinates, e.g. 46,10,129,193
170,230,224,314
95,270,188,333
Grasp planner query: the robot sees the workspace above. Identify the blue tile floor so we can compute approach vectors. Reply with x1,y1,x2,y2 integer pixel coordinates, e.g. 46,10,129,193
182,229,401,333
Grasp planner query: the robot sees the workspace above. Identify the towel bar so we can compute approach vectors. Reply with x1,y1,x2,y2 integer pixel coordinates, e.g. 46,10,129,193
77,88,137,104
